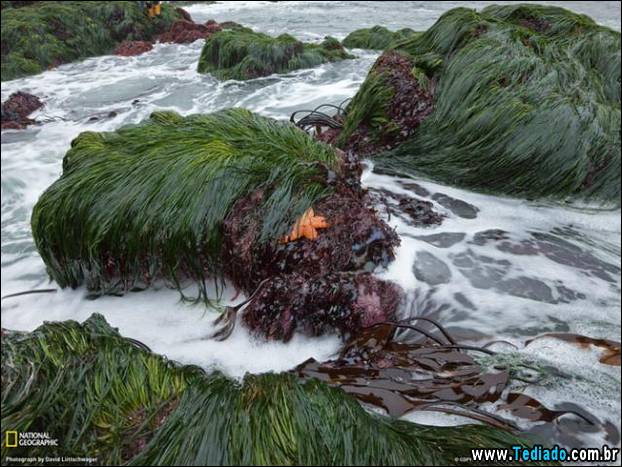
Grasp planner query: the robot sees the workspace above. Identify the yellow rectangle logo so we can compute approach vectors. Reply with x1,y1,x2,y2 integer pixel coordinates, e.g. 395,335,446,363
5,431,18,448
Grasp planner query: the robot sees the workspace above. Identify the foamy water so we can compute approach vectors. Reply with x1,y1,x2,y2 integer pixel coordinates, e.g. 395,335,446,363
1,0,620,442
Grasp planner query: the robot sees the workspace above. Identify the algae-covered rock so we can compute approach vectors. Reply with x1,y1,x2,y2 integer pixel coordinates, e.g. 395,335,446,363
342,25,418,50
198,28,353,80
0,1,41,9
31,108,342,300
221,151,399,293
31,108,402,339
1,1,183,81
241,272,403,341
1,314,537,465
338,4,621,202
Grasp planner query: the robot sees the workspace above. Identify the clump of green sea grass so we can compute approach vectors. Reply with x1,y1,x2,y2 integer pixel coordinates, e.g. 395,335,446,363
1,314,540,465
342,25,418,50
1,1,182,81
31,108,339,300
198,28,353,80
338,4,621,202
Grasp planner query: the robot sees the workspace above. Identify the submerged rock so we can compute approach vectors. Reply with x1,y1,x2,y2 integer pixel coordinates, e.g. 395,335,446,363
413,250,452,286
413,232,466,248
0,314,535,465
342,25,418,50
197,28,353,80
1,1,184,81
114,40,153,56
338,4,621,202
1,91,43,129
431,193,479,219
368,187,443,227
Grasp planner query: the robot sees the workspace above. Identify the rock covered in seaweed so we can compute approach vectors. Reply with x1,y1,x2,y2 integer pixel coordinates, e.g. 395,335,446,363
338,49,434,156
337,4,621,203
32,108,401,339
342,25,418,50
32,109,341,301
197,28,354,80
1,1,184,81
0,313,536,465
1,91,43,129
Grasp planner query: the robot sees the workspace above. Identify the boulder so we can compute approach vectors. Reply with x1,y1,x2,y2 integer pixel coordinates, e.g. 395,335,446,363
1,91,42,129
337,5,621,202
31,109,399,339
198,28,353,80
1,1,183,81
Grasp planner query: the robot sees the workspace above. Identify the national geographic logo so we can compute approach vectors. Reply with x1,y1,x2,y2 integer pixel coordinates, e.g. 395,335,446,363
4,431,59,448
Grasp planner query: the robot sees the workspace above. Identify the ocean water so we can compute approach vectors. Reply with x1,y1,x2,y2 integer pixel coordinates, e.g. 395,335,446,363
1,0,620,444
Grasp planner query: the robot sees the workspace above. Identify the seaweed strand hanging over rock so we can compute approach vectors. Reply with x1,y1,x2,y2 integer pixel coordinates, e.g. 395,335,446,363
335,4,621,203
0,314,541,466
197,28,353,80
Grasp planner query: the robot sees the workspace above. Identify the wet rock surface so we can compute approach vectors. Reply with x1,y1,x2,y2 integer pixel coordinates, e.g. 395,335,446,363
412,232,465,248
398,180,431,197
222,185,399,292
114,40,154,57
431,193,479,219
1,91,43,130
412,251,452,286
368,188,443,227
221,152,401,340
158,19,220,44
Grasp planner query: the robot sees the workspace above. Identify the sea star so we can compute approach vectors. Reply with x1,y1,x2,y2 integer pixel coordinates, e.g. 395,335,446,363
280,208,329,243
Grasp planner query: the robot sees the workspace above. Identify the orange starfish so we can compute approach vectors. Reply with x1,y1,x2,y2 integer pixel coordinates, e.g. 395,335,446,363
280,208,329,243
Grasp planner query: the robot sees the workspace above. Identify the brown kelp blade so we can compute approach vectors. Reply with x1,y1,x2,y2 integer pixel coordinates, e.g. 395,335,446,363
297,323,511,421
297,321,617,445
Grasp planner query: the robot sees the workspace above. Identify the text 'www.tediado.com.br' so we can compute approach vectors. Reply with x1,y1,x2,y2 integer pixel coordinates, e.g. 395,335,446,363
455,444,620,464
